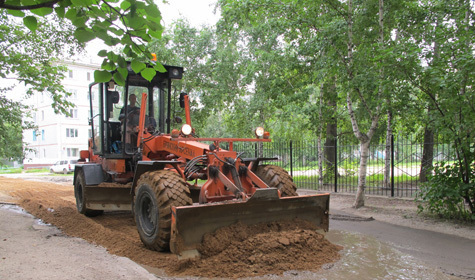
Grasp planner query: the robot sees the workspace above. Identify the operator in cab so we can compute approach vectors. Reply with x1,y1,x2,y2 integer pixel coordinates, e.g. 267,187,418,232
119,94,140,149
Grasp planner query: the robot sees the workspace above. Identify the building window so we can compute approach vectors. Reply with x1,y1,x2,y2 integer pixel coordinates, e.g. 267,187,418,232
67,148,78,157
41,110,44,121
32,131,37,141
66,128,78,138
66,109,78,119
69,70,73,78
41,129,45,141
87,72,91,81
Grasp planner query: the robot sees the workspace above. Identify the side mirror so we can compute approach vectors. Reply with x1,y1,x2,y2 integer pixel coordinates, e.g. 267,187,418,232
109,91,120,104
179,92,187,108
107,91,120,116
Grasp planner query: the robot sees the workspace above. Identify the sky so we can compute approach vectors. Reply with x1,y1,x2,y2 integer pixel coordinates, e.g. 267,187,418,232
83,0,220,63
157,0,220,28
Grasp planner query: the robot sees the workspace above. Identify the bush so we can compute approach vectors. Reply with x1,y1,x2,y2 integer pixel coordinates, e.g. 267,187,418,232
417,161,475,221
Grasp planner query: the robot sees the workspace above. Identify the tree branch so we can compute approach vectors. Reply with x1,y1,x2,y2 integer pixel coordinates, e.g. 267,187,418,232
0,0,60,10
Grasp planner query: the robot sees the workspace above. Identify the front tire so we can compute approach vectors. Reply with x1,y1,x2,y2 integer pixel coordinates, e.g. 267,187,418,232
74,170,103,217
255,165,298,196
134,170,192,251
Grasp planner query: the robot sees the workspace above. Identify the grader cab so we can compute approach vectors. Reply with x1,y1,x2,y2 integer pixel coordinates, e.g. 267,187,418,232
73,63,330,257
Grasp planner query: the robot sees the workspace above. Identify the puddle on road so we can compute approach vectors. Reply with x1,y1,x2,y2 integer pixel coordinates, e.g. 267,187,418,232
314,230,458,280
143,229,459,280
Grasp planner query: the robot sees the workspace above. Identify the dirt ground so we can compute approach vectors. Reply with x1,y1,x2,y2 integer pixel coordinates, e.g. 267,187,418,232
0,175,343,279
1,174,474,279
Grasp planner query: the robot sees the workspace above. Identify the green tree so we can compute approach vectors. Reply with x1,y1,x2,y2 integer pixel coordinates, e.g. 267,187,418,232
1,0,165,85
0,10,79,161
217,0,396,207
0,96,35,164
390,0,475,216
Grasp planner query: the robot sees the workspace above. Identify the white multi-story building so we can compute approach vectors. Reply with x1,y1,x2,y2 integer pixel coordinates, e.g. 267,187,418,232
23,61,99,169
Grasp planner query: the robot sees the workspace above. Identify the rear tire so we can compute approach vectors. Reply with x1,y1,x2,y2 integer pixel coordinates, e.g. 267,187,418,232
74,170,104,217
134,170,192,251
255,165,298,196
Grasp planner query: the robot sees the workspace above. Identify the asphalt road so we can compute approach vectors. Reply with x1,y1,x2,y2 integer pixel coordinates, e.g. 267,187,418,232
331,210,475,279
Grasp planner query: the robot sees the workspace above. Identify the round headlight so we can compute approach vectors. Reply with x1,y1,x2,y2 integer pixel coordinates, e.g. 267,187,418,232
255,127,265,138
171,68,180,77
181,124,192,136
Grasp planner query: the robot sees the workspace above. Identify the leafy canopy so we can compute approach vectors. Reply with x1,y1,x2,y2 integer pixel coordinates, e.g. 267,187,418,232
1,0,167,84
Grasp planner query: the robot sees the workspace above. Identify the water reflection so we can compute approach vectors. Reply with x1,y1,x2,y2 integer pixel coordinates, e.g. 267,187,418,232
245,230,458,280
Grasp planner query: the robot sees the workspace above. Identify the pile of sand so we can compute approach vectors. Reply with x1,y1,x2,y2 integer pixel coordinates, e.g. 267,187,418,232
172,220,342,278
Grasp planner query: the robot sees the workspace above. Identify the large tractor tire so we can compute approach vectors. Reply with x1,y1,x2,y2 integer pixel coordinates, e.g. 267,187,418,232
255,165,298,197
74,170,104,217
134,170,192,251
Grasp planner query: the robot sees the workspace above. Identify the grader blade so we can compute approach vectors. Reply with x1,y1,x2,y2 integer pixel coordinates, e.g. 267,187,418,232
169,188,330,257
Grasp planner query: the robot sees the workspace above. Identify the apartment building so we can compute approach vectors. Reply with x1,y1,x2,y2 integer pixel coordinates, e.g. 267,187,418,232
23,61,99,169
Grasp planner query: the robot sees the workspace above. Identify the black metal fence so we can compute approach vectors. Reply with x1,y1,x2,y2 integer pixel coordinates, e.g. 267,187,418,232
232,136,457,198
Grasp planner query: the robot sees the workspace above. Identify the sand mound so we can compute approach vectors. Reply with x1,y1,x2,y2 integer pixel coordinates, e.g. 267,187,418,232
172,220,342,278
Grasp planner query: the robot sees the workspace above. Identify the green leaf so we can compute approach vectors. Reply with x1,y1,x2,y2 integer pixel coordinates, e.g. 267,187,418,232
122,45,133,57
7,10,25,17
141,68,156,81
117,66,129,80
148,28,162,39
153,63,167,73
107,52,118,61
120,1,131,10
145,4,161,18
131,60,146,74
74,28,96,43
113,72,125,86
94,70,112,83
23,16,38,32
109,27,125,36
64,8,77,21
31,8,53,16
97,50,108,57
117,56,127,68
70,0,87,7
55,6,65,18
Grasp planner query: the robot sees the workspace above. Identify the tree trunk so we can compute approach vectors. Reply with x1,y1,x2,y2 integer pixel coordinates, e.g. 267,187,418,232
318,83,325,188
419,126,434,182
318,134,323,187
323,79,337,183
354,141,370,208
350,0,384,208
324,122,337,183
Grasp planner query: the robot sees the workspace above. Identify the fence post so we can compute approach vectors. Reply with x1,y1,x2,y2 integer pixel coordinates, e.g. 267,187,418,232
290,140,293,177
334,136,338,193
391,134,395,197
